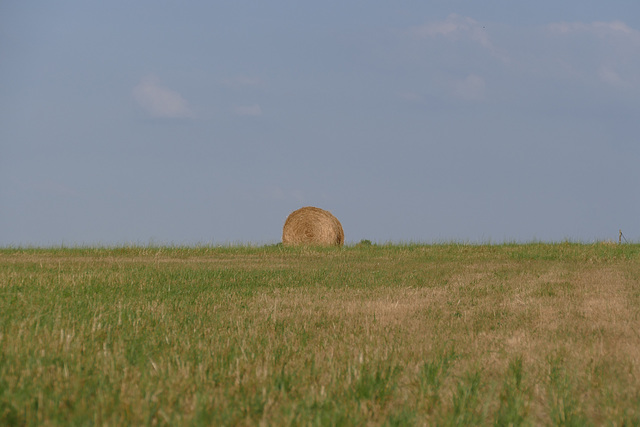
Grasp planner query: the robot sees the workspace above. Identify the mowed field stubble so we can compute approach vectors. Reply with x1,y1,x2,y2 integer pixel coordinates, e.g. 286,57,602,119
1,243,640,425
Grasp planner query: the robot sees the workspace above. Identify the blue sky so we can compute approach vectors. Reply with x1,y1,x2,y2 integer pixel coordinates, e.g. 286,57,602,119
2,1,639,245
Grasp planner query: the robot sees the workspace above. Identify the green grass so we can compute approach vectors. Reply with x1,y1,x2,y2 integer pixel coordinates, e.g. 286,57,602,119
1,243,640,425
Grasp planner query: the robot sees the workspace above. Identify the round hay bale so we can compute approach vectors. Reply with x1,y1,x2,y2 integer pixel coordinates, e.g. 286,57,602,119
282,206,344,246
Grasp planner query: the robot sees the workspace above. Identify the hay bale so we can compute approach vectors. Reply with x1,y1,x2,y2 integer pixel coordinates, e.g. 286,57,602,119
282,206,344,246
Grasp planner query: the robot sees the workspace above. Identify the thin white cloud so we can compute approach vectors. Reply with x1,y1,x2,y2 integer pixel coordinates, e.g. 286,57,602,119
453,74,486,100
547,20,639,38
410,14,490,46
408,14,507,61
547,20,640,89
133,75,193,118
233,104,262,116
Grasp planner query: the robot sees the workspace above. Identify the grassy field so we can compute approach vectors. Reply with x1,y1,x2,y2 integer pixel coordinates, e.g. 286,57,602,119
1,243,640,426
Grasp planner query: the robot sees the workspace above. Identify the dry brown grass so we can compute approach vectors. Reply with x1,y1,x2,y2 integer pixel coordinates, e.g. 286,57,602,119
1,243,639,425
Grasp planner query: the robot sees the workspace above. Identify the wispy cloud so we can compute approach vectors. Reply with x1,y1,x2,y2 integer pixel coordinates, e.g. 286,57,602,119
547,20,640,89
408,14,507,61
233,104,263,117
410,14,489,45
401,16,640,97
598,66,626,87
133,75,193,118
547,20,639,38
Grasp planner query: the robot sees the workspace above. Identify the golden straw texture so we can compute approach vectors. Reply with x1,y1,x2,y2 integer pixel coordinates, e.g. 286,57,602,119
282,206,344,246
